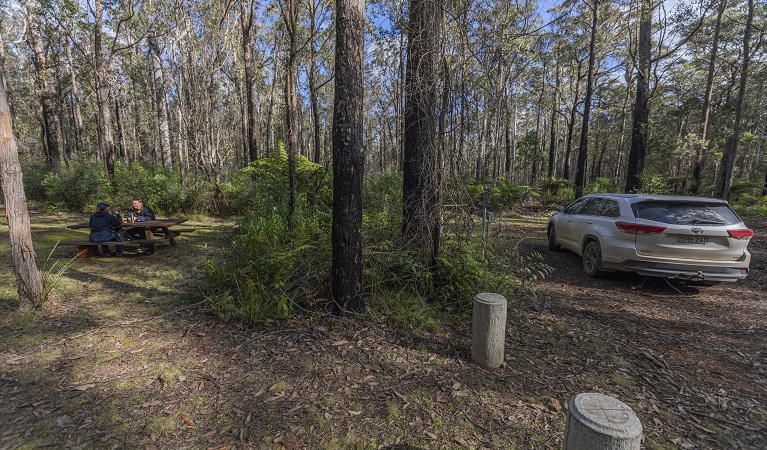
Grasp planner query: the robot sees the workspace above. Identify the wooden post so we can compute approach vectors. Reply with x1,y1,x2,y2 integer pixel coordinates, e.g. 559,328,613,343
471,292,507,368
565,393,643,450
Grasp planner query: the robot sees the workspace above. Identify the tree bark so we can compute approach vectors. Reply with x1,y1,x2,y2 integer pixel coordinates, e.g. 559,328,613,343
332,0,365,313
149,37,173,169
240,1,259,164
94,0,116,176
548,64,560,178
281,0,299,231
402,0,441,251
689,0,727,195
563,59,583,181
625,0,652,193
26,0,61,172
575,0,599,198
0,51,44,311
714,0,754,200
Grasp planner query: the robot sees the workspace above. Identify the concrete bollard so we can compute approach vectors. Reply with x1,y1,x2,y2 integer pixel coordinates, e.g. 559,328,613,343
471,292,507,368
564,393,643,450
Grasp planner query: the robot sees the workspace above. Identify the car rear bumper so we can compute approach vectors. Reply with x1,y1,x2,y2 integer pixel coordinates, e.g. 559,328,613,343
604,260,749,282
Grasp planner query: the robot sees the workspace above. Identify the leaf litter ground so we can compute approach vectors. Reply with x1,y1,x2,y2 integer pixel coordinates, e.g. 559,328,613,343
0,208,765,449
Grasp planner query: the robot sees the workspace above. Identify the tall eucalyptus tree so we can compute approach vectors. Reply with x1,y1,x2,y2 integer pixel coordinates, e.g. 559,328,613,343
690,0,727,195
715,0,755,200
574,0,601,198
0,49,44,311
332,0,365,312
26,0,60,171
402,0,442,255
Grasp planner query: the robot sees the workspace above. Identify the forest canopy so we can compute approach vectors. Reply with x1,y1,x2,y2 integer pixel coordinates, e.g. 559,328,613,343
1,0,764,201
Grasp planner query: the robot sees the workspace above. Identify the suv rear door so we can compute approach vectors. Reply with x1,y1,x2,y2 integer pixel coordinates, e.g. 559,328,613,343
631,200,751,262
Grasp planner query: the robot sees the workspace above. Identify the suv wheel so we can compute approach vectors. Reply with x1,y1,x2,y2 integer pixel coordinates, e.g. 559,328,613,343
582,241,603,277
548,226,560,251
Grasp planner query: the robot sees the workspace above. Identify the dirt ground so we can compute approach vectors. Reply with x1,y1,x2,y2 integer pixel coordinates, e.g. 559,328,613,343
0,208,765,449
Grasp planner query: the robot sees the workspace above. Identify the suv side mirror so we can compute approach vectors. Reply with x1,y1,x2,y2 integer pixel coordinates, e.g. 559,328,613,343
557,206,566,213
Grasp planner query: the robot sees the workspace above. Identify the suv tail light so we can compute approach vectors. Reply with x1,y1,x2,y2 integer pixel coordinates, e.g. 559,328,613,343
727,229,753,239
615,221,666,234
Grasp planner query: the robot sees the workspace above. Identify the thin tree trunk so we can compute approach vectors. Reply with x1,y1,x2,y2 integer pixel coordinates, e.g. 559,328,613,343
575,0,599,198
548,64,559,178
281,0,299,230
149,37,173,169
115,97,127,160
563,60,583,181
331,0,365,312
241,1,258,164
26,0,61,172
65,41,84,155
625,0,653,193
690,0,727,195
0,51,44,311
94,0,116,176
714,0,754,200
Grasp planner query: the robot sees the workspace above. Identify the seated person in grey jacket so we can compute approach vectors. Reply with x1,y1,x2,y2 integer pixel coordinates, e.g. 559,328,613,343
89,202,124,257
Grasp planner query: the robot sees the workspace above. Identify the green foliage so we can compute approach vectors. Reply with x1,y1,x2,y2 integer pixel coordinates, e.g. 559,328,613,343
732,194,767,217
540,177,574,203
464,177,540,208
39,244,76,308
24,158,110,210
21,158,247,216
637,172,671,195
584,177,619,195
204,151,332,322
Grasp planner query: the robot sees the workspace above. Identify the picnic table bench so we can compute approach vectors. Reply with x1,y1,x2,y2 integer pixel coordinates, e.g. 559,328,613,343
63,218,194,257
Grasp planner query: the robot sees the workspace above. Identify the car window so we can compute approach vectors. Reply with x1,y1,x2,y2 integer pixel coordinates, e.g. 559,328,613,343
565,198,590,214
601,200,621,218
580,198,607,216
632,201,741,225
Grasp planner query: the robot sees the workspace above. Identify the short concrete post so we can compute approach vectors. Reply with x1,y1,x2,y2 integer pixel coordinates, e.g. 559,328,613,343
471,292,507,368
564,393,643,450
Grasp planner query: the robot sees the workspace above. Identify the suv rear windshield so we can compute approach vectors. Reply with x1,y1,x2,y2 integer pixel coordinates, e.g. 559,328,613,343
632,201,741,225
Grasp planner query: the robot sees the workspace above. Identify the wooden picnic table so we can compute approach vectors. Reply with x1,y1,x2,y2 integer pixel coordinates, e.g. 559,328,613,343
63,218,194,257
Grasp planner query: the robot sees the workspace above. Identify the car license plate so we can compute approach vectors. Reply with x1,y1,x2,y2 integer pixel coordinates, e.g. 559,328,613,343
677,236,708,244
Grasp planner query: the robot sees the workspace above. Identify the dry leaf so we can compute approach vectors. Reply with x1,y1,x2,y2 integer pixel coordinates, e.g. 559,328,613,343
73,383,96,391
546,397,562,413
424,430,437,439
177,412,195,427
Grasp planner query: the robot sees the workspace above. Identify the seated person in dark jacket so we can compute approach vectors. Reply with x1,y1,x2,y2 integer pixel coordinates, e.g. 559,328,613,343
89,202,124,257
127,198,156,239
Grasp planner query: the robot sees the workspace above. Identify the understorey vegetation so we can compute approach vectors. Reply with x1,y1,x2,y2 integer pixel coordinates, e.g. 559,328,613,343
17,157,767,327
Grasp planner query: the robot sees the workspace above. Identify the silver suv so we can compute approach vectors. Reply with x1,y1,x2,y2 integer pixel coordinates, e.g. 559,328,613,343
547,194,753,282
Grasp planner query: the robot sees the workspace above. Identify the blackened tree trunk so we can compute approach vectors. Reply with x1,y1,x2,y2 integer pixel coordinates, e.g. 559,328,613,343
714,0,754,200
26,0,61,172
240,0,259,164
625,0,652,193
0,51,44,311
402,0,442,251
280,0,299,230
575,0,599,198
332,0,365,312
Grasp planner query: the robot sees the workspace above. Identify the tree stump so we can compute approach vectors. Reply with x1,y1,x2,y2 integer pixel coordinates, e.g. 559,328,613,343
471,292,507,368
565,392,643,450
